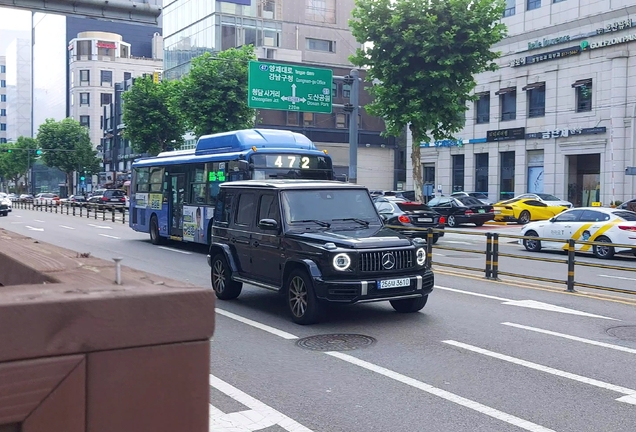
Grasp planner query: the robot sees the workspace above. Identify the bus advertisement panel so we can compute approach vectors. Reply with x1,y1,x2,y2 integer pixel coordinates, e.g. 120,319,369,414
129,129,335,246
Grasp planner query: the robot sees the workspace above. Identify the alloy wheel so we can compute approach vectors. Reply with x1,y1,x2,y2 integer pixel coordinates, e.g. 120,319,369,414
289,276,308,318
212,260,226,294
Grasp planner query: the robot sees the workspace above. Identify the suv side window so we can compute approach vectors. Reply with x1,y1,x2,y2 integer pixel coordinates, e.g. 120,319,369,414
258,194,279,222
235,193,256,226
214,190,234,224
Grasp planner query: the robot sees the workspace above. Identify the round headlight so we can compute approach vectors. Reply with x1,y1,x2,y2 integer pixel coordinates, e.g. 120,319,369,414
333,253,351,271
416,248,426,266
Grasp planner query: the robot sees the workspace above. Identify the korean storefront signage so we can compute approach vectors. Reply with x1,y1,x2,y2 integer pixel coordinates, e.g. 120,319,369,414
510,45,581,67
528,35,571,51
96,41,117,49
486,127,525,142
582,32,636,50
596,18,633,35
525,127,607,140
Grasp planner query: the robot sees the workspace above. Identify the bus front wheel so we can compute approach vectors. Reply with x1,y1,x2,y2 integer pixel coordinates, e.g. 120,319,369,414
150,215,165,245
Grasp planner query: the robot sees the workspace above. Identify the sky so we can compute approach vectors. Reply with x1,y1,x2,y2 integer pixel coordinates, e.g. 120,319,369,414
0,7,32,55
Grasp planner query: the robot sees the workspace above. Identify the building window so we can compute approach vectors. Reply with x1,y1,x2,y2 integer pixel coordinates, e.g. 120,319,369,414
0,138,6,143
0,95,5,102
79,115,90,128
124,72,132,81
475,93,490,124
286,111,299,126
525,83,545,118
475,153,489,194
306,38,336,53
342,84,351,98
500,151,515,200
306,0,336,23
573,79,592,112
0,65,5,73
80,92,90,106
101,93,112,106
452,155,465,192
0,109,5,116
80,70,90,85
335,113,347,129
332,82,338,98
498,88,516,121
504,0,515,16
1,80,5,88
100,70,113,86
259,0,276,19
302,112,315,127
527,0,541,10
0,124,6,131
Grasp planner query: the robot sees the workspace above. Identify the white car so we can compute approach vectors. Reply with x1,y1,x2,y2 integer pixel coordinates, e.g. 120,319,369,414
516,193,572,208
34,193,59,206
0,193,12,212
521,207,636,259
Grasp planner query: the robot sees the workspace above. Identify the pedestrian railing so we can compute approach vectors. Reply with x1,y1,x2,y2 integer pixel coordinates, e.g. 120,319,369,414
12,200,128,224
385,225,636,296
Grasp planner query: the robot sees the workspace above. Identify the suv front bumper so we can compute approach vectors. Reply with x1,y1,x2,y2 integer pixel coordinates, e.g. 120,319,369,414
313,270,434,304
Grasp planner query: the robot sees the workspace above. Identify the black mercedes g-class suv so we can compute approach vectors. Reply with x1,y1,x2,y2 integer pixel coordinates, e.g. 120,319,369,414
207,180,434,324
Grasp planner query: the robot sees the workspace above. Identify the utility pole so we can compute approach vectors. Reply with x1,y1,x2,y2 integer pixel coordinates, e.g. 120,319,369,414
335,69,361,184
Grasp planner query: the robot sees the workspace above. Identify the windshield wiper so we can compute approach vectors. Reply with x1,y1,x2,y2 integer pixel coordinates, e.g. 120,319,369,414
332,218,369,227
293,219,331,227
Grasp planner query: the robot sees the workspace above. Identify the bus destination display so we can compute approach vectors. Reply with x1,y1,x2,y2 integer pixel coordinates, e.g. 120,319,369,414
252,154,331,170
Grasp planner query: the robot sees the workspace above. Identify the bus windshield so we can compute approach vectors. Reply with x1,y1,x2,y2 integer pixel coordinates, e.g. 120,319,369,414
250,153,333,180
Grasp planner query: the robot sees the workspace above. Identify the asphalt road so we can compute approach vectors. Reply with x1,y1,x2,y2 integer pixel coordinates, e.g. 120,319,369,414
3,208,636,432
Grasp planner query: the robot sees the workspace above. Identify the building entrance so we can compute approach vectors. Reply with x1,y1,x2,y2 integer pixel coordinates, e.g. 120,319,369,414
567,154,600,206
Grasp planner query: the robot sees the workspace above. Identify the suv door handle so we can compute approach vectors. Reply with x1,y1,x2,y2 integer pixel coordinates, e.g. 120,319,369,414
230,238,236,243
252,240,259,247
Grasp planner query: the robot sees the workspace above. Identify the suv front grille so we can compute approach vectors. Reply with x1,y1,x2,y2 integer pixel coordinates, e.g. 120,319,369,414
359,250,414,272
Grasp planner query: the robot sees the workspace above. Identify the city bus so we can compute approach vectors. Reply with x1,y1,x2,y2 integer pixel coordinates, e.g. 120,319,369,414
129,128,334,245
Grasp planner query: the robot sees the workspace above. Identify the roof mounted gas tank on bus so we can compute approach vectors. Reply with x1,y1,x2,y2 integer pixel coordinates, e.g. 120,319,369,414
194,128,316,156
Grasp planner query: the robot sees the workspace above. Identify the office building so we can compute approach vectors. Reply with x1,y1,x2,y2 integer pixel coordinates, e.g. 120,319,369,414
4,38,31,141
0,56,6,144
68,31,164,150
408,0,636,206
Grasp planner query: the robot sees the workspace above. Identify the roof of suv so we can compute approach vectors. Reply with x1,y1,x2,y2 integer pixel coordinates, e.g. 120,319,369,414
220,180,365,190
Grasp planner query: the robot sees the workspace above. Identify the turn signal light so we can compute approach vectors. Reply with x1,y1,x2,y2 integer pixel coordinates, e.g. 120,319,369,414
617,225,636,232
398,215,411,224
439,216,446,225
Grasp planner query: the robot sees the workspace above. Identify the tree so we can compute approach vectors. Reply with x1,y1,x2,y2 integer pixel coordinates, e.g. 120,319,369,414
0,137,39,192
179,46,256,138
122,76,186,156
349,0,506,200
37,118,102,194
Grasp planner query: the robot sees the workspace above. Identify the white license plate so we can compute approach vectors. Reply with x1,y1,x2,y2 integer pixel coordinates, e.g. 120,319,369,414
418,217,433,222
110,199,119,202
494,210,501,214
378,278,411,289
478,209,485,214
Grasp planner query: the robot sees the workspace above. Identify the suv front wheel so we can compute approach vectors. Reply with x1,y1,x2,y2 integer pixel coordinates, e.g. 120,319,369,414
211,254,243,300
390,295,428,313
287,270,322,325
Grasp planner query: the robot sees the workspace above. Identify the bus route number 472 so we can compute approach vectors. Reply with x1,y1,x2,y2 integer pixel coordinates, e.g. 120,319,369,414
274,155,310,169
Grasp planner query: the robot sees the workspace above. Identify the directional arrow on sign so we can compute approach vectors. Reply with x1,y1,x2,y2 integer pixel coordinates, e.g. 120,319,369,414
281,84,302,104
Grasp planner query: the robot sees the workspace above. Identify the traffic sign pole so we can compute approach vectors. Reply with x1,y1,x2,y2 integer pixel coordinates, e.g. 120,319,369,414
348,69,360,184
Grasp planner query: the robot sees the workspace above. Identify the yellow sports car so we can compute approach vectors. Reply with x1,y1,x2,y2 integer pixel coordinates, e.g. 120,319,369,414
493,198,569,224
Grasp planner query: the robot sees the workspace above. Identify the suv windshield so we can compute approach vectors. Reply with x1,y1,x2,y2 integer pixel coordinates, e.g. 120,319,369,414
281,189,380,225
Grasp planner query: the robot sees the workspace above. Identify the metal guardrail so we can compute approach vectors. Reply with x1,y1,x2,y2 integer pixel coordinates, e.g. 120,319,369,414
12,200,128,224
386,225,636,296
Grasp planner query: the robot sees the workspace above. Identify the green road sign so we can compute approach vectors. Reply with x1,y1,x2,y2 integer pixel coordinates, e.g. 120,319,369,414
248,61,333,114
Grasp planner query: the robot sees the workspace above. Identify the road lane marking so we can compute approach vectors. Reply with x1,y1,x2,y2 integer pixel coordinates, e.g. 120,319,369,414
216,309,299,340
158,246,192,255
10,221,23,224
98,234,120,239
88,223,113,230
59,225,75,230
443,340,636,405
435,286,617,320
444,240,475,245
25,225,44,231
599,274,636,282
14,215,21,218
433,253,446,257
326,351,555,432
210,374,313,432
502,322,636,355
34,219,45,223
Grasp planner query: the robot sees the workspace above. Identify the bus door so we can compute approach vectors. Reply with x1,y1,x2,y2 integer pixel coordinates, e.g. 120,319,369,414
168,173,186,237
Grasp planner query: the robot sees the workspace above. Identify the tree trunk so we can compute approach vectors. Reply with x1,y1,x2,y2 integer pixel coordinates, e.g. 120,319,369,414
410,125,424,203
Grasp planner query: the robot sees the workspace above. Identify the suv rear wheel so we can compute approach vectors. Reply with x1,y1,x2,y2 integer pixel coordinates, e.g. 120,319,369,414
211,254,242,300
390,295,428,313
287,270,322,325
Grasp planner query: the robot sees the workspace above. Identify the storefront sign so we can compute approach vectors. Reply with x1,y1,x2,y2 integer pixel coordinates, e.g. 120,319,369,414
510,45,581,67
525,127,607,140
582,33,636,50
596,18,632,35
486,127,525,142
528,35,571,51
96,41,117,49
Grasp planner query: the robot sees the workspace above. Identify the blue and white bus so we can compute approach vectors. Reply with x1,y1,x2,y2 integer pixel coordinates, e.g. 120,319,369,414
130,128,334,245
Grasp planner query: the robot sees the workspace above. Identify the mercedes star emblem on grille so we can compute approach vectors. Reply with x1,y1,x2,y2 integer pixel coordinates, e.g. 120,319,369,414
382,252,396,270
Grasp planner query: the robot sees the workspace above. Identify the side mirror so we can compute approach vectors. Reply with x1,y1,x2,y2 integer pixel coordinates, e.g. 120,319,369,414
258,218,279,230
549,217,555,222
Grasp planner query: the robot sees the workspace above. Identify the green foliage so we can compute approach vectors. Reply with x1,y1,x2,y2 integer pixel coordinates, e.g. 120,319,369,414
36,118,101,191
0,137,39,185
122,76,186,156
179,46,257,138
349,0,506,198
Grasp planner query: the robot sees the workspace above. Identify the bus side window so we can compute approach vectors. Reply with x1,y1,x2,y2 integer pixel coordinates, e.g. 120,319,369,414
191,183,207,205
135,168,150,192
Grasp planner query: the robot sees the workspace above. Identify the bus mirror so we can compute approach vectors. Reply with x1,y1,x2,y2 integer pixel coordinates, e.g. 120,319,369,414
258,219,279,230
238,160,250,171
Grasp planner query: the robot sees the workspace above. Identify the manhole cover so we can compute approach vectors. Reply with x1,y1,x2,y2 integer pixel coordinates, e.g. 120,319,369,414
607,326,636,342
296,334,376,351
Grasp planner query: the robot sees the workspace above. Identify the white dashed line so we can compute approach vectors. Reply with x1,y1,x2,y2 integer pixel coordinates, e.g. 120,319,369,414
59,225,75,230
34,219,45,223
88,223,113,230
158,246,192,255
599,274,636,282
98,233,120,239
215,309,299,340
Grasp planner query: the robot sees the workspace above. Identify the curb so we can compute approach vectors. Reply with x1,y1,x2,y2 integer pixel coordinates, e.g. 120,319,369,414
485,221,510,226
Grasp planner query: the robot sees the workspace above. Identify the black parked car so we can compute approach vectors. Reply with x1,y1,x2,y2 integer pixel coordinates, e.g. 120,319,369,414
88,189,127,209
374,197,444,244
427,196,495,227
207,180,434,324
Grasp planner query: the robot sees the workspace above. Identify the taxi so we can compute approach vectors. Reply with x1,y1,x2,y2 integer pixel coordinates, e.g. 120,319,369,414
493,197,568,224
520,207,636,259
